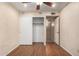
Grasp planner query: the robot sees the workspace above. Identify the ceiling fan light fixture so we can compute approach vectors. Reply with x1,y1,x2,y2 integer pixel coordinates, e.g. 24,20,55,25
51,22,55,27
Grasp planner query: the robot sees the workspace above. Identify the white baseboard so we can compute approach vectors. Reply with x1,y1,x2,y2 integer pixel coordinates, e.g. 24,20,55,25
60,45,73,56
6,44,19,56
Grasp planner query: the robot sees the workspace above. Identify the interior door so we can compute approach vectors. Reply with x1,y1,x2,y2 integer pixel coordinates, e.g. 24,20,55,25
33,24,44,42
54,17,60,45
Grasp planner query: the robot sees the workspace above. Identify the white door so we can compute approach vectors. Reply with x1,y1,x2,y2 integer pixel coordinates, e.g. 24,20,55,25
19,16,32,45
33,24,44,42
54,17,60,45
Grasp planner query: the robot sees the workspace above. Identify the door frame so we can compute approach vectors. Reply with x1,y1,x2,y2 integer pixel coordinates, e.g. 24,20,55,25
58,16,60,46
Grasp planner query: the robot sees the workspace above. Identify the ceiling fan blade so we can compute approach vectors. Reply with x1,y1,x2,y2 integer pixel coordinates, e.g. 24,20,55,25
36,5,40,10
22,2,32,3
43,2,52,7
36,2,52,10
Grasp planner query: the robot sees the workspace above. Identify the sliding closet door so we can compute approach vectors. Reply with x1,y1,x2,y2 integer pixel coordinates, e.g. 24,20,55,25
33,17,44,43
33,24,44,42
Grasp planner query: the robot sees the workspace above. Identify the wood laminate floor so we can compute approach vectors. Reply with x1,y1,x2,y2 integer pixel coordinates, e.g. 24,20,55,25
7,42,71,56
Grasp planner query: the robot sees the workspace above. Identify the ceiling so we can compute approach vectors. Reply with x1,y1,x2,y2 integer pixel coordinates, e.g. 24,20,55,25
10,2,69,13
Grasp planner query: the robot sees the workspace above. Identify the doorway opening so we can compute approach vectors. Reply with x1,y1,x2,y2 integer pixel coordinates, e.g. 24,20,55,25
32,17,44,44
46,16,60,45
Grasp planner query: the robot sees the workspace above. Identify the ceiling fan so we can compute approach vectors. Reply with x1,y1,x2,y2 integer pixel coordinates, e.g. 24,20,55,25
22,2,54,10
36,2,53,10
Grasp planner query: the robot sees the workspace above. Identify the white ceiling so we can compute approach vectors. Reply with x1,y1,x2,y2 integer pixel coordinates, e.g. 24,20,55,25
10,2,69,13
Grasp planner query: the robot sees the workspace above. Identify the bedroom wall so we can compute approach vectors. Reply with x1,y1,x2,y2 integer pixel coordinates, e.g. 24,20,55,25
60,2,79,55
0,3,19,56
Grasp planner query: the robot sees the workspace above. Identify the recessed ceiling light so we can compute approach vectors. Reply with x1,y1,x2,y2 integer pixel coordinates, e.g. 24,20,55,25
52,3,56,7
51,22,55,27
23,3,27,7
36,2,42,5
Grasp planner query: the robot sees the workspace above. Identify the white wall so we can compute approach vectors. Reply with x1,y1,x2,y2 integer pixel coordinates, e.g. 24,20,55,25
60,3,79,55
19,16,32,45
0,3,19,56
